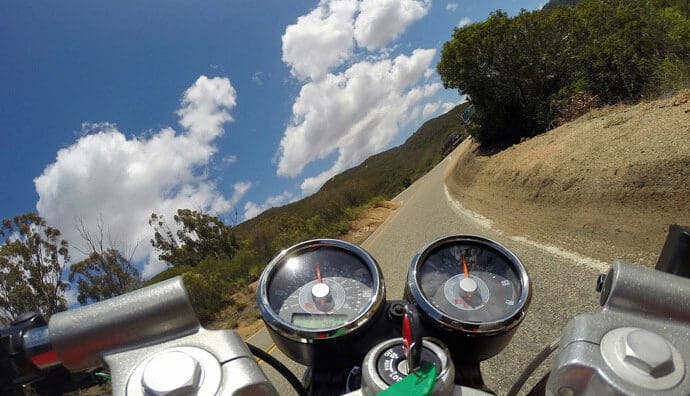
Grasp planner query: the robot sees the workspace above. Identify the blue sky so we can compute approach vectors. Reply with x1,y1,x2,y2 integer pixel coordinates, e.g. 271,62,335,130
1,0,544,278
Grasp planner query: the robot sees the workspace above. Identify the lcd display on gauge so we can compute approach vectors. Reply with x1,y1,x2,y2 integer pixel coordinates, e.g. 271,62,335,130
407,235,531,334
258,239,385,342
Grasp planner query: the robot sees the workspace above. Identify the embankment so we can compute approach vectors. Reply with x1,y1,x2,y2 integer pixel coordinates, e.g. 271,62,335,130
446,91,690,265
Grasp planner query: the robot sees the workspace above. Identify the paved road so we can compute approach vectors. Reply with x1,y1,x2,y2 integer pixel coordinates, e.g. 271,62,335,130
249,142,608,395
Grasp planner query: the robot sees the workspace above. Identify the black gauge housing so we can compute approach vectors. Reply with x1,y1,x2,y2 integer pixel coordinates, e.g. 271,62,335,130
405,235,531,362
257,239,386,367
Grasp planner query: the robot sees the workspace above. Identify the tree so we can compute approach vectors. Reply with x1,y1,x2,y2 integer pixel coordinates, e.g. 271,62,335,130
149,209,239,267
68,217,141,305
438,9,575,145
0,213,69,321
437,1,690,146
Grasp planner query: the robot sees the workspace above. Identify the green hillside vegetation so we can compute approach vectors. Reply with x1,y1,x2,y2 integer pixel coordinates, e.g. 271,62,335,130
235,102,468,258
544,1,688,18
147,104,468,322
438,0,690,148
541,0,580,13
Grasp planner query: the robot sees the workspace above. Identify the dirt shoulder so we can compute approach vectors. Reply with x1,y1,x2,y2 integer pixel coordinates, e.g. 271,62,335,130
340,200,400,245
446,91,690,266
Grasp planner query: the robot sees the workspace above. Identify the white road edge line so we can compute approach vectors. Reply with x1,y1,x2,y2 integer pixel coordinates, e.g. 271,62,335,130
444,185,497,230
444,185,610,273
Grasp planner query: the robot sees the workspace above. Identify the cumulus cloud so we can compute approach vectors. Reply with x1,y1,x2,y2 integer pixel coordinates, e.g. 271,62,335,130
458,17,472,28
177,76,236,140
34,75,238,278
282,0,358,81
281,0,432,80
446,3,458,11
354,0,430,51
230,181,252,207
277,49,437,195
243,191,294,220
278,1,445,196
423,101,441,118
440,96,468,113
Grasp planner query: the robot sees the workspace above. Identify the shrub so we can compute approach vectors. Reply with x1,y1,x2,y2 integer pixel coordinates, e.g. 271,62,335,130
438,0,690,147
181,271,231,322
651,56,690,95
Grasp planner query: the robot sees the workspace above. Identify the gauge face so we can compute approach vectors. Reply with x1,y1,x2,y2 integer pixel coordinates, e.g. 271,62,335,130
408,235,530,333
258,239,384,341
268,247,373,329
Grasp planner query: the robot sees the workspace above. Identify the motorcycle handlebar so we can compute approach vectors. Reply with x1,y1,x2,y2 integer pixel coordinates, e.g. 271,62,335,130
3,227,690,395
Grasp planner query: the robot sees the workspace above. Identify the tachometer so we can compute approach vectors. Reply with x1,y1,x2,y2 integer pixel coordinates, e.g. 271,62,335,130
406,235,530,334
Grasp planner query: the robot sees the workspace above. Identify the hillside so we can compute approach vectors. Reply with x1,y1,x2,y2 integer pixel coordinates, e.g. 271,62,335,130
234,103,469,260
541,0,580,13
446,91,690,266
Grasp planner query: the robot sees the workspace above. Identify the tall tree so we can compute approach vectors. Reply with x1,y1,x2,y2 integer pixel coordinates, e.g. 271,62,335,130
0,213,69,321
149,209,239,267
68,217,142,305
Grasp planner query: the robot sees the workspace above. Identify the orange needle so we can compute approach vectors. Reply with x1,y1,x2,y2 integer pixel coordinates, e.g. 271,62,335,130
316,263,322,283
462,255,470,279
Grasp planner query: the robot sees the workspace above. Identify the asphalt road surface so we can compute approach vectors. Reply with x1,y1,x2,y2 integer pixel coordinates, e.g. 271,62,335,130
249,144,608,395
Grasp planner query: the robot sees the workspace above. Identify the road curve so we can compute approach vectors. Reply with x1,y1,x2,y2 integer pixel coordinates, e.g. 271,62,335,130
250,141,606,395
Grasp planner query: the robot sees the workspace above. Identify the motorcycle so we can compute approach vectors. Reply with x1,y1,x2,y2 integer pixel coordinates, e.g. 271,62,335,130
1,226,689,395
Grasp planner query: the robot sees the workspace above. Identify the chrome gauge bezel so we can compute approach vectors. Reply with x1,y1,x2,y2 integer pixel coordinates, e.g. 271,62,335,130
407,235,531,334
257,239,386,343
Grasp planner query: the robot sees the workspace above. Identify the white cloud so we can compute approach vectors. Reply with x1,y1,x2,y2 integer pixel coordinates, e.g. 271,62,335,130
446,3,458,11
282,0,358,81
177,76,237,141
79,121,118,136
65,287,80,308
35,76,238,278
440,95,468,113
278,1,441,196
142,256,168,280
222,154,238,164
230,181,252,207
423,101,441,118
354,0,430,51
458,17,472,28
276,49,438,195
252,71,264,86
243,191,294,220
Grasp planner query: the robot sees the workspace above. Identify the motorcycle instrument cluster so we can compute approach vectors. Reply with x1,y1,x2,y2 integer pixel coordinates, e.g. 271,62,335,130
257,235,531,365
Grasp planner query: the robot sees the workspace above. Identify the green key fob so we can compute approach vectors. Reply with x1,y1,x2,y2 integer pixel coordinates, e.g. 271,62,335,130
377,362,437,396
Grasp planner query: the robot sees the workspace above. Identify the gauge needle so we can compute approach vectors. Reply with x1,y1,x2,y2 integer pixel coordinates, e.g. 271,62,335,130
461,255,473,300
461,255,470,279
316,262,322,283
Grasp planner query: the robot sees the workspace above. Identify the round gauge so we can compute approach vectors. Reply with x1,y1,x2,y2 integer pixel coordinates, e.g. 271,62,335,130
258,239,385,342
407,235,530,334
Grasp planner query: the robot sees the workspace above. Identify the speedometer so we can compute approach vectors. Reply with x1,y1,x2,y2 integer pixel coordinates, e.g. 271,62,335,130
258,239,385,342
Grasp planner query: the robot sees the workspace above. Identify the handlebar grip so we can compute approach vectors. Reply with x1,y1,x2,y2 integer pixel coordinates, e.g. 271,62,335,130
48,277,200,371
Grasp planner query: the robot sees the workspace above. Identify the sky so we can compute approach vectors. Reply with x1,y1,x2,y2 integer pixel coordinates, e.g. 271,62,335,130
1,0,545,279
